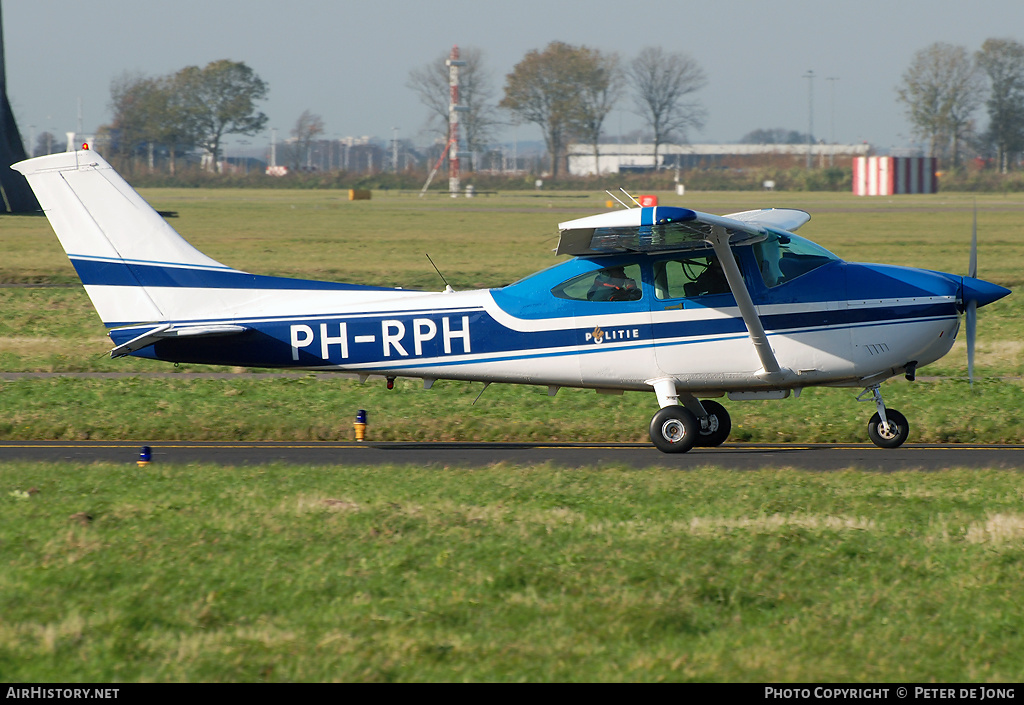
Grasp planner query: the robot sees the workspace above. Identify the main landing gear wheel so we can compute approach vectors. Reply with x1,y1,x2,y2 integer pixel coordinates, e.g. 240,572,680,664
694,400,731,448
650,406,700,453
867,409,909,449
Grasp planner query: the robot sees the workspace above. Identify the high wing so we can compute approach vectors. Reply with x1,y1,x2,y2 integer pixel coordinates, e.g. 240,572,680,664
722,208,811,233
554,206,809,256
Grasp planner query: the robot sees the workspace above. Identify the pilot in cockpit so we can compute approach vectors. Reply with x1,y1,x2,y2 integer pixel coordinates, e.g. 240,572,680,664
692,257,729,296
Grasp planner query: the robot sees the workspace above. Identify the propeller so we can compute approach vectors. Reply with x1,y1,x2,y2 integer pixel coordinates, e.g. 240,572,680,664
967,202,977,386
958,220,1010,387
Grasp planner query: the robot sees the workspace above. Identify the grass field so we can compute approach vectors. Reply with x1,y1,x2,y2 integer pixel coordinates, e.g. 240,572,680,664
2,462,1023,682
1,187,1023,682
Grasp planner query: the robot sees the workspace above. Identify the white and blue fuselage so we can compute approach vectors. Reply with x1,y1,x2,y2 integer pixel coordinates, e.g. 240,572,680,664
88,249,964,393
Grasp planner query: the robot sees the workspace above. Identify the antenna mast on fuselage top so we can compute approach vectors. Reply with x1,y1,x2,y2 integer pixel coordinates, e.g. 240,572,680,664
605,190,631,209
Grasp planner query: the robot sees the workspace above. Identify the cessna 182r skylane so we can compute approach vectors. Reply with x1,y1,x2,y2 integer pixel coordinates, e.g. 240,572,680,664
14,148,1011,453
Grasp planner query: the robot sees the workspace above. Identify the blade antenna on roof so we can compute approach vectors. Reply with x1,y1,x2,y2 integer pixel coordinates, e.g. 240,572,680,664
426,253,454,292
619,188,643,207
605,190,631,209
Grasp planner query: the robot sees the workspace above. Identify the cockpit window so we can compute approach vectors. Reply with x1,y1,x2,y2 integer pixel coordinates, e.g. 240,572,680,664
552,263,643,302
753,232,839,288
653,254,730,299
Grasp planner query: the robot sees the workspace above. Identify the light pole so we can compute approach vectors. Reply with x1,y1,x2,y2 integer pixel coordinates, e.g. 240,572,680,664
803,70,814,169
827,76,839,166
392,127,399,172
238,139,250,174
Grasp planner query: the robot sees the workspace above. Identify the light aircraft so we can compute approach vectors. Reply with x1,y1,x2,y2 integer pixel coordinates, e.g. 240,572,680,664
14,148,1010,452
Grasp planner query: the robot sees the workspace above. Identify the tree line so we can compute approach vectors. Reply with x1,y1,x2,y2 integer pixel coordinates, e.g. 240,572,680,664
102,59,268,173
101,43,707,179
408,42,706,178
897,38,1024,171
99,38,1024,179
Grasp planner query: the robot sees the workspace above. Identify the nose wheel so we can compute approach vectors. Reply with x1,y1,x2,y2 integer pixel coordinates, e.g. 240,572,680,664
860,385,910,449
868,409,909,448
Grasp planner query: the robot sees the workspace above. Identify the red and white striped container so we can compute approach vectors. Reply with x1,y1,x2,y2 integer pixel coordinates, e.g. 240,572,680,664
853,157,938,195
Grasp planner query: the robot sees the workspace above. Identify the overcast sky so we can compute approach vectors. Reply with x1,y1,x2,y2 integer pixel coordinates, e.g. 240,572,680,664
5,0,1024,156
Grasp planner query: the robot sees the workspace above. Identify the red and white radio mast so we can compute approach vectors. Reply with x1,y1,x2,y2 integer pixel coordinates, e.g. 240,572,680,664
446,45,468,196
418,45,470,198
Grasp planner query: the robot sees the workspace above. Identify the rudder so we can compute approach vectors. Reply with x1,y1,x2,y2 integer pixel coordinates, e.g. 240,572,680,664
12,149,239,327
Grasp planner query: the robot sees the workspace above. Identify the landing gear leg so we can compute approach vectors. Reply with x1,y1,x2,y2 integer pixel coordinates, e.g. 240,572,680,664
647,378,699,454
859,384,909,449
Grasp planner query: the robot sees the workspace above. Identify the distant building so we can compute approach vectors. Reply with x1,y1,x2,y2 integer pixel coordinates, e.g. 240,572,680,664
567,143,873,176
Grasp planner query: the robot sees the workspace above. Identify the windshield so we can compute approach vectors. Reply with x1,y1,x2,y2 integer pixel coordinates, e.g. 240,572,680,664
753,231,840,288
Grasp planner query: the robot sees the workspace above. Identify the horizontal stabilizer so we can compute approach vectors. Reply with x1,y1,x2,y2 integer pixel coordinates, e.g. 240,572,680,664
110,324,248,358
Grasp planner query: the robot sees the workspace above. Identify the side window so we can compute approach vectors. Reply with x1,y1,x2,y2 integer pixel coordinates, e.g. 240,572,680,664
552,263,643,302
652,254,730,299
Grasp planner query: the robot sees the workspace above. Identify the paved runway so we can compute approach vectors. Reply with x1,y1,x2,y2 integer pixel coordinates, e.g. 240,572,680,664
1,440,1023,470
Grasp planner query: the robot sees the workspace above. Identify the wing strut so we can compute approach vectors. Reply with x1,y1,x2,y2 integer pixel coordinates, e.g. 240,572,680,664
707,225,787,382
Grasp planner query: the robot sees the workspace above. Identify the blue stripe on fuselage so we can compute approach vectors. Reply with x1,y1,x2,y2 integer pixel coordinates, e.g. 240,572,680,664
118,299,958,369
70,257,398,292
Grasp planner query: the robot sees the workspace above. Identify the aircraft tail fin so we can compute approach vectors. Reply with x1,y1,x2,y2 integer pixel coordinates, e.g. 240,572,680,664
12,149,242,327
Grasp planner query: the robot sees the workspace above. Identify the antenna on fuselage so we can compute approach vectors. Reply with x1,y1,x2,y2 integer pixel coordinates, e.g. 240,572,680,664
426,253,454,293
620,188,643,207
605,190,631,209
472,381,491,405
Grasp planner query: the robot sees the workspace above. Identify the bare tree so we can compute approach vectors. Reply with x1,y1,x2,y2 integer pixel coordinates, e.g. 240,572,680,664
628,47,707,168
897,42,984,167
289,110,325,170
571,49,623,175
407,47,498,170
976,38,1024,172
